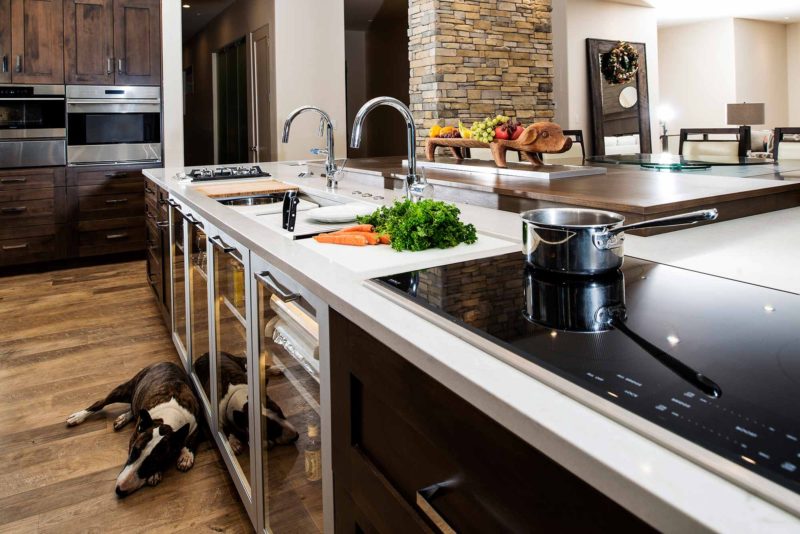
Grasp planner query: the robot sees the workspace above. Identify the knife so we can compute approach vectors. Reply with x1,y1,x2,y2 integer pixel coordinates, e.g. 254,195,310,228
285,191,300,232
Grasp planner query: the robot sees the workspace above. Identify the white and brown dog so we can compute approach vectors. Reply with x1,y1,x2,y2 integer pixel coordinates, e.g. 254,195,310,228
194,351,299,453
65,362,200,497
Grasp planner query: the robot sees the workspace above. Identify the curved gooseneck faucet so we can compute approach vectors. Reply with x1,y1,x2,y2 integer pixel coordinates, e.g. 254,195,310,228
350,97,429,201
282,106,339,188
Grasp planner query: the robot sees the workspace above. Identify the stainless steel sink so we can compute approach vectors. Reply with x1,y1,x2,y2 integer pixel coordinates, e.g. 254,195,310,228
218,194,284,206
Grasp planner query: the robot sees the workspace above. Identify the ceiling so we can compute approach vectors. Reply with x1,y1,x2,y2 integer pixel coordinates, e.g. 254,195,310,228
345,0,407,31
181,0,236,42
642,0,800,26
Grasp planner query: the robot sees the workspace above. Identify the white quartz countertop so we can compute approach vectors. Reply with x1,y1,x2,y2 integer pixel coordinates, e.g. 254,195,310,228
144,161,800,532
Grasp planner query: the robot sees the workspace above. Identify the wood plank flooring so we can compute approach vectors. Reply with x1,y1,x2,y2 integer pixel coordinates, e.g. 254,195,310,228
0,260,252,533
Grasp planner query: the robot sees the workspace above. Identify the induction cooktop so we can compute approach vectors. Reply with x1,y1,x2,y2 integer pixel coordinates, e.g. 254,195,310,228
369,253,800,512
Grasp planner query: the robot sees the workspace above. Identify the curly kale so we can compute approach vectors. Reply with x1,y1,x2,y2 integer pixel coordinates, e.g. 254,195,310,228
357,199,477,252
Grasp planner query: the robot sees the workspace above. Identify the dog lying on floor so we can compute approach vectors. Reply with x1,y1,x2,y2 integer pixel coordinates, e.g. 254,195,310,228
194,351,299,453
65,362,200,497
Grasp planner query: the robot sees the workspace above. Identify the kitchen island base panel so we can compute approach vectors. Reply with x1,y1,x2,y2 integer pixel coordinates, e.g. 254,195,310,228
330,309,654,533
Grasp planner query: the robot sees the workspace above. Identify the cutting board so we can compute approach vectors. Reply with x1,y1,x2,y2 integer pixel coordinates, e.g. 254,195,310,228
195,179,297,199
297,233,520,278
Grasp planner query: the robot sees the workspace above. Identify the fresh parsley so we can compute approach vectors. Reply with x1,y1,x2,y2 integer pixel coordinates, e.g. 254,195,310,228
357,199,478,252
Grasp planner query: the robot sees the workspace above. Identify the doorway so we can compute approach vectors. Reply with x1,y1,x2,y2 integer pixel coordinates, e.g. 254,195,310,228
214,37,248,165
248,25,272,164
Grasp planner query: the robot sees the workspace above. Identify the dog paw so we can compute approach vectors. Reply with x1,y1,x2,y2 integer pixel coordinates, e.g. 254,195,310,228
113,412,132,431
177,448,195,471
146,472,162,486
228,434,245,455
66,409,91,427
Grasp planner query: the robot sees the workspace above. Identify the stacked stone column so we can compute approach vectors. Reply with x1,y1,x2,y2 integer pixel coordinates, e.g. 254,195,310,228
409,0,554,148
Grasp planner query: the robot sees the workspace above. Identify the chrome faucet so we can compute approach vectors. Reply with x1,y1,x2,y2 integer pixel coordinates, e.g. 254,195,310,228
282,106,340,188
350,97,431,201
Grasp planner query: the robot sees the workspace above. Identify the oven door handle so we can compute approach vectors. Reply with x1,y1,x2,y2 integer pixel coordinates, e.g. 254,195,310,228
67,99,160,105
0,97,67,102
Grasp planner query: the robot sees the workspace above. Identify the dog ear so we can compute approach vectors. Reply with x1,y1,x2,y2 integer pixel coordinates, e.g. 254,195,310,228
172,423,190,443
137,410,153,432
233,408,248,429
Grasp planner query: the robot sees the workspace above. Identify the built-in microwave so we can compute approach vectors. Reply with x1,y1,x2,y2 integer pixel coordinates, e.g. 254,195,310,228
66,85,161,166
0,84,66,168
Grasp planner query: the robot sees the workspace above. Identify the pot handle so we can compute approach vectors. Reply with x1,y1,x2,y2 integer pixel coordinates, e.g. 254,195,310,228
608,209,718,236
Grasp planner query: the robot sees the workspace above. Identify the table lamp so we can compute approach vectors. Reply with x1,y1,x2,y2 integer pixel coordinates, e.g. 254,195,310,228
727,103,765,156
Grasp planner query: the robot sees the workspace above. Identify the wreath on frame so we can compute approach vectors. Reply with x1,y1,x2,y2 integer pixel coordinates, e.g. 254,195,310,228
601,41,639,85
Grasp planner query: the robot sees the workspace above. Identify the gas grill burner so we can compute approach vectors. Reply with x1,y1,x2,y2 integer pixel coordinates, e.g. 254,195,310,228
189,166,271,181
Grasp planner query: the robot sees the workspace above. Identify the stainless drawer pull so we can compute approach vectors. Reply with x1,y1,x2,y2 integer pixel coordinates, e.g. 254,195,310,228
117,58,124,74
167,199,180,208
147,273,157,285
1,206,27,214
255,271,299,302
144,186,155,194
105,198,129,205
14,55,21,73
107,57,113,75
416,482,457,534
104,171,129,179
156,220,169,229
106,232,129,240
185,213,204,228
2,243,28,251
210,235,236,254
1,55,7,73
0,177,26,183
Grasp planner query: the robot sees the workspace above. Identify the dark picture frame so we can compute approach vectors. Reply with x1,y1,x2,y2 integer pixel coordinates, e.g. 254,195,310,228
586,38,652,156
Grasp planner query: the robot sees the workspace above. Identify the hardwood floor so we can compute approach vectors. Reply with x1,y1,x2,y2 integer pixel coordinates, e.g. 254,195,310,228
0,260,252,533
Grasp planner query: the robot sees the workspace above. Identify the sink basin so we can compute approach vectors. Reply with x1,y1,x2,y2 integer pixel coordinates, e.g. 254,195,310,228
218,194,284,206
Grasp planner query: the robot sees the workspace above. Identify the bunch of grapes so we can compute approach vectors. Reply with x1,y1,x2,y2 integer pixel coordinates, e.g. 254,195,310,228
470,115,511,143
439,130,461,139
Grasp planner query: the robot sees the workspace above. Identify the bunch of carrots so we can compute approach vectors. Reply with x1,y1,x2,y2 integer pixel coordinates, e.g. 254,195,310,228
313,224,391,246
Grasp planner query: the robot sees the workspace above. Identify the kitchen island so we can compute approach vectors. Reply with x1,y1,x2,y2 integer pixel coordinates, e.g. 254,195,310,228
315,156,800,235
144,161,800,533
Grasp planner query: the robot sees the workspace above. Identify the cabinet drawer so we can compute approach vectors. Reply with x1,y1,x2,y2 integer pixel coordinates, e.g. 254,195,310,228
331,310,653,533
0,192,66,226
0,225,65,266
0,167,65,191
77,192,145,220
66,165,152,187
78,216,145,257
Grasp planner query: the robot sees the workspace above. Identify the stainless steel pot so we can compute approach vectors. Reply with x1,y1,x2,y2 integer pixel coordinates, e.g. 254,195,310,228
523,267,722,398
521,208,718,275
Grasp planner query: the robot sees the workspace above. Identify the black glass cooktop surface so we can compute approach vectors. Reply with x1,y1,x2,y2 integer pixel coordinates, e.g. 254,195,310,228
372,253,800,498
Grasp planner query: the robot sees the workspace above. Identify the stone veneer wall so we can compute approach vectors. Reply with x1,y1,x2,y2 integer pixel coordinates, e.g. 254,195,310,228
409,0,554,147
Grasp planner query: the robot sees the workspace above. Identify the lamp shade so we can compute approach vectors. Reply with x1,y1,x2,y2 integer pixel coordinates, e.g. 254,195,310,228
727,103,765,126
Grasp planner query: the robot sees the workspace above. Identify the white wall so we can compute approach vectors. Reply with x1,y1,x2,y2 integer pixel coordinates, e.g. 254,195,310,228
734,19,788,129
658,19,736,135
161,0,347,167
551,0,660,154
273,0,347,161
788,23,800,126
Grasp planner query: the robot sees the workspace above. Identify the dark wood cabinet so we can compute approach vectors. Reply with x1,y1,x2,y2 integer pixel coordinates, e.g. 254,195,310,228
0,0,10,84
64,0,114,84
64,0,160,85
331,310,654,533
112,0,160,86
144,176,170,323
0,167,66,266
10,0,64,83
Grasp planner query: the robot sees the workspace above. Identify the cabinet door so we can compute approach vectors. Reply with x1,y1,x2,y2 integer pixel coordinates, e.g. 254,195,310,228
113,0,160,86
10,0,64,83
0,0,10,84
64,0,114,84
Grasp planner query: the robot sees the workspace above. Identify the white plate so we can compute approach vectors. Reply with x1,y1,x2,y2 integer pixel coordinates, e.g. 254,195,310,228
305,203,375,223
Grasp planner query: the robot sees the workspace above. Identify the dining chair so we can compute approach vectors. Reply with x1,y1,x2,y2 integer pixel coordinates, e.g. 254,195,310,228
772,128,800,160
679,127,749,158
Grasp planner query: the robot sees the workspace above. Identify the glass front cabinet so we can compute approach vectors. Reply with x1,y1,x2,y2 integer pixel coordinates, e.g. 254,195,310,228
167,195,331,532
251,256,329,533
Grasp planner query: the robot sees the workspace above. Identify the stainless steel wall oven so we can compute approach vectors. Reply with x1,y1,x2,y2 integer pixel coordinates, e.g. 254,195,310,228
67,85,161,165
0,85,66,168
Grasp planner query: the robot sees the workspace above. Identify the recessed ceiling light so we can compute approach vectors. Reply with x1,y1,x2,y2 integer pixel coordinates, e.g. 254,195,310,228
182,3,190,8
666,335,680,346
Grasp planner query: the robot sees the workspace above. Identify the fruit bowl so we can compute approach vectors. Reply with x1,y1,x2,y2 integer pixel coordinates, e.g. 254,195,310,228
425,122,573,168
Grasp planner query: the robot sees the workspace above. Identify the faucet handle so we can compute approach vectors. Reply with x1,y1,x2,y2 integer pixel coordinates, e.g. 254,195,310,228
309,148,329,156
408,169,433,201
